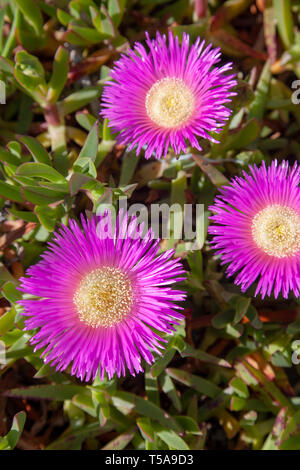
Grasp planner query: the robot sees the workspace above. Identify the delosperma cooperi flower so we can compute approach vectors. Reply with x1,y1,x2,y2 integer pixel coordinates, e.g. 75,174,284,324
18,211,186,381
101,31,237,160
208,160,300,299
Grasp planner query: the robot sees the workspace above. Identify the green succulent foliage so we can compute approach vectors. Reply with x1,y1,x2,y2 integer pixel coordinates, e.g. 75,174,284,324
0,412,26,450
1,0,300,452
57,0,127,46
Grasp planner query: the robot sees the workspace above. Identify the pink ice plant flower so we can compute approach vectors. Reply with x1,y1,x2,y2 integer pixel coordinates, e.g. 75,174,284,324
209,160,300,299
18,211,186,381
101,31,237,160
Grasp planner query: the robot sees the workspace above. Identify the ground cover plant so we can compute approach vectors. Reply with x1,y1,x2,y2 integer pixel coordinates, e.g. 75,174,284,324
1,0,300,451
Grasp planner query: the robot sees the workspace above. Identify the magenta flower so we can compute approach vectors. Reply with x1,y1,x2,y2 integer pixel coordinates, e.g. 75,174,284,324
101,31,236,160
18,211,186,381
209,160,300,299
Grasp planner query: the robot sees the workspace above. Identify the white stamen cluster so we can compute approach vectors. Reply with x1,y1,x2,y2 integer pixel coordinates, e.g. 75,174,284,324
73,267,133,328
252,205,300,258
145,77,195,128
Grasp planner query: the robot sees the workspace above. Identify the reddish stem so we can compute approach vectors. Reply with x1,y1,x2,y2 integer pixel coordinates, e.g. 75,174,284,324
194,0,207,18
43,102,61,127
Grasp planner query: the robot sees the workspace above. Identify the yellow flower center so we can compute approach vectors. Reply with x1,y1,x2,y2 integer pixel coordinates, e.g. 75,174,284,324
251,205,300,258
145,77,195,128
73,267,133,328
